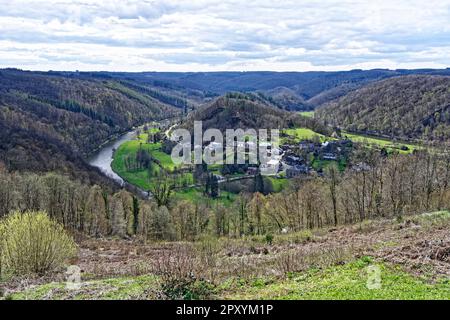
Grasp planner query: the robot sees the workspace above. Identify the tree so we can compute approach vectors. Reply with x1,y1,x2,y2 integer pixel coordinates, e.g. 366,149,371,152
232,193,250,237
137,202,174,241
204,172,211,195
171,201,198,240
109,193,126,237
210,174,219,198
253,172,265,194
84,185,108,236
248,192,266,235
325,164,340,226
194,161,208,184
151,173,174,207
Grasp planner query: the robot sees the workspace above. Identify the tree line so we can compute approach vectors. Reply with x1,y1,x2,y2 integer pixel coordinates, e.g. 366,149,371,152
0,149,448,242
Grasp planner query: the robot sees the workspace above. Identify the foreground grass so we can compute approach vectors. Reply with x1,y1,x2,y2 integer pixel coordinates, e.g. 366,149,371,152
8,275,158,300
222,258,450,300
8,257,449,300
6,211,450,300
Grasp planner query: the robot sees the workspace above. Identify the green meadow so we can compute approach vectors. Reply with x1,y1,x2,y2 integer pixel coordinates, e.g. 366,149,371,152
299,111,315,118
342,131,419,154
282,127,325,142
111,132,191,191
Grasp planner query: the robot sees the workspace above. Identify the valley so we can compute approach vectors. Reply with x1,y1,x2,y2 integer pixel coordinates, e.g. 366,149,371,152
2,0,450,309
0,69,449,302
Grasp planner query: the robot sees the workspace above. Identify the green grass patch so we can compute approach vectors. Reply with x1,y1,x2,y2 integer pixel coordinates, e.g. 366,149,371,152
282,128,324,142
147,127,160,134
223,258,450,300
299,111,314,118
174,187,236,207
311,158,346,172
8,275,158,300
111,134,189,190
408,210,450,229
267,177,289,192
342,132,418,154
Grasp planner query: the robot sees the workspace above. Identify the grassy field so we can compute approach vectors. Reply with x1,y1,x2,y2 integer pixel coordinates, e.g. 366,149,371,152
267,177,289,192
222,257,450,300
342,131,419,154
282,127,325,142
9,257,449,300
174,187,237,206
312,157,347,172
299,111,315,118
111,132,190,190
281,126,420,157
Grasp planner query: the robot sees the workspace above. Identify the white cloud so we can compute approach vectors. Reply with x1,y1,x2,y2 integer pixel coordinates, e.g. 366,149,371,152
0,0,449,71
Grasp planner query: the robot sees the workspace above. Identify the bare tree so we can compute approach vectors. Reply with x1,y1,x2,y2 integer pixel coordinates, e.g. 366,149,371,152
325,164,340,226
150,172,174,207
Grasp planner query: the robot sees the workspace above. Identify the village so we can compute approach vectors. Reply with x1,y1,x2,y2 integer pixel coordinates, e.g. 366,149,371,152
196,131,354,184
119,121,417,203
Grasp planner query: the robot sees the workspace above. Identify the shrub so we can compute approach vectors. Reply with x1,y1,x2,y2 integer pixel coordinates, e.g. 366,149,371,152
276,245,353,275
0,211,77,276
265,233,274,245
152,244,215,300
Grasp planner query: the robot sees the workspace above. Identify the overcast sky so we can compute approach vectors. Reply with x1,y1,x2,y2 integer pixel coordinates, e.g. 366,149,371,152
0,0,449,72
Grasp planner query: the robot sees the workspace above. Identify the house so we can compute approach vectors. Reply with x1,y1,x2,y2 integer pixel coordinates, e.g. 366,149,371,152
285,155,304,166
281,144,292,152
286,165,309,178
321,141,339,153
260,159,280,176
213,174,225,182
270,147,283,156
299,141,315,152
322,152,338,161
247,167,258,175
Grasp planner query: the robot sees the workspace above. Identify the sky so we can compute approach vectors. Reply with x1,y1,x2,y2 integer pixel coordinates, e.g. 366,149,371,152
0,0,450,72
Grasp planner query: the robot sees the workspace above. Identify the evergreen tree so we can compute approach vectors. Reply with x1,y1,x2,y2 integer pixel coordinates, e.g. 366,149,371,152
210,174,219,198
204,173,211,195
254,171,265,193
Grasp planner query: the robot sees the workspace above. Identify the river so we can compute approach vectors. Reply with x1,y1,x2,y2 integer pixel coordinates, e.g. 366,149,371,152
88,130,136,186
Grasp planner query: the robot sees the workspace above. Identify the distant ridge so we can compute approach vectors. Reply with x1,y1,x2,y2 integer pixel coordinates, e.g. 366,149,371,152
21,68,450,110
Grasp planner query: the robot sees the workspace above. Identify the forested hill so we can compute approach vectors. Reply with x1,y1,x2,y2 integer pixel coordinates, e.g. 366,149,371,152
316,75,450,142
183,92,330,134
0,69,181,182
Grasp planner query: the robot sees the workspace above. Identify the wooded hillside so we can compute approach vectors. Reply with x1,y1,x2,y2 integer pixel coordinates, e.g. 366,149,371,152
0,69,180,181
183,92,330,135
316,75,450,141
